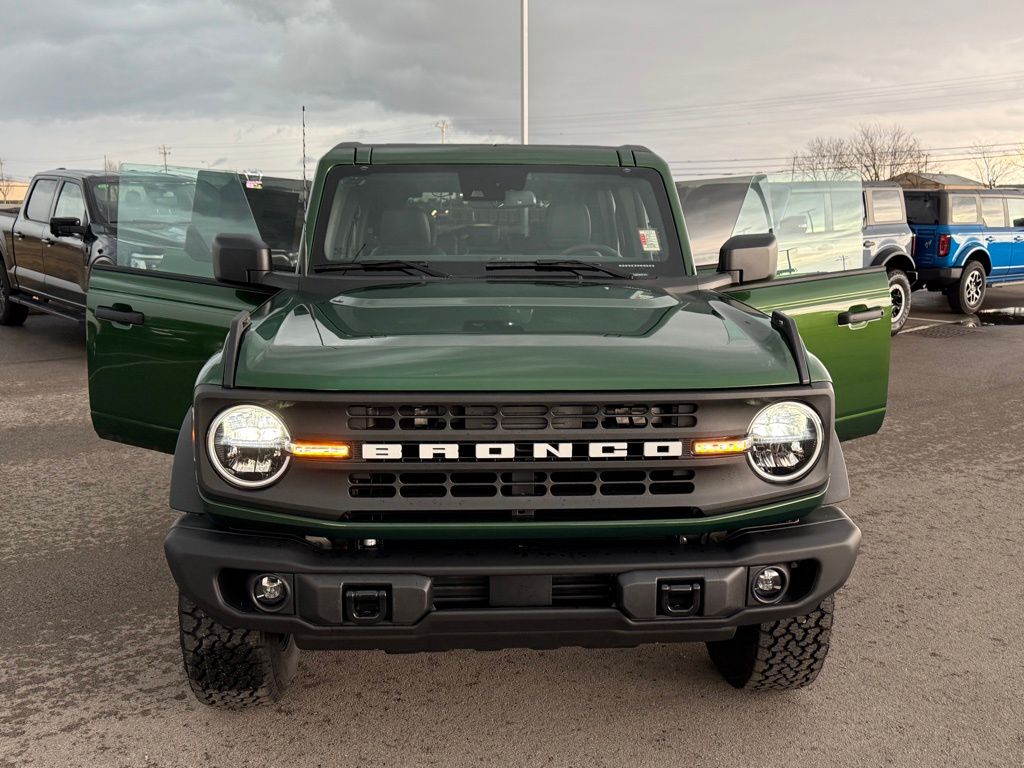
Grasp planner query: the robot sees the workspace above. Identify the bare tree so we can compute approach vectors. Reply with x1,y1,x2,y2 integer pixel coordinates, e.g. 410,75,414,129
847,123,930,181
790,137,854,181
0,157,11,204
103,156,120,173
791,123,931,182
969,142,1015,188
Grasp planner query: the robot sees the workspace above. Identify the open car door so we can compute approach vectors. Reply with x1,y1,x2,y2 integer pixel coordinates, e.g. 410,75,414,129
87,165,292,453
684,174,891,440
723,268,891,441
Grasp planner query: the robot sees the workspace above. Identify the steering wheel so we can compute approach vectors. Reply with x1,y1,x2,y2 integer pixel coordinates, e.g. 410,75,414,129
560,243,623,259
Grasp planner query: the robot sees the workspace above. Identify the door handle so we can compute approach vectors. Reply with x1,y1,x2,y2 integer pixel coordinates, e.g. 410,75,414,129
96,305,145,326
41,237,53,246
13,230,24,240
863,240,875,248
1015,236,1024,242
838,307,884,326
984,236,995,242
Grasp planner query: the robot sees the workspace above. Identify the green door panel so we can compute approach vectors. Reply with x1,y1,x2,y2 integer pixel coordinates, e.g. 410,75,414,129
87,267,271,453
723,267,892,440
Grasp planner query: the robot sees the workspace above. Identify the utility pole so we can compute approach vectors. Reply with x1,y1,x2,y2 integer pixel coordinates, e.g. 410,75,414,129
301,106,307,194
521,0,528,145
435,120,450,144
158,145,171,172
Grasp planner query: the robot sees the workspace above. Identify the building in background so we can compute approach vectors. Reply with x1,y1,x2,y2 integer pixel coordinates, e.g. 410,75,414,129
0,179,30,205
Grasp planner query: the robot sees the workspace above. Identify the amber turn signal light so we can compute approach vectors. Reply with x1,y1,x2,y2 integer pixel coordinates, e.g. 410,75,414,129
692,437,751,456
288,441,352,460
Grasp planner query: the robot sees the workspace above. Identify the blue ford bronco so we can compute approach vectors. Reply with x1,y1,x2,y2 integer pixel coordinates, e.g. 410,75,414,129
906,188,1024,314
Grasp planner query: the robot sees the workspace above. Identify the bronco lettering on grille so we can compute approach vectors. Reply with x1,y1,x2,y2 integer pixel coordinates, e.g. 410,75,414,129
360,441,686,461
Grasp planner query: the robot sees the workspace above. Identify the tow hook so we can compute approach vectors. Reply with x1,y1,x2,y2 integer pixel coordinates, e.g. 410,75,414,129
658,580,702,617
344,587,390,625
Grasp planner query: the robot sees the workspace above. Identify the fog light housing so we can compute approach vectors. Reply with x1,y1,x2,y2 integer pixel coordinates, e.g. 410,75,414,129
751,566,788,604
251,573,289,610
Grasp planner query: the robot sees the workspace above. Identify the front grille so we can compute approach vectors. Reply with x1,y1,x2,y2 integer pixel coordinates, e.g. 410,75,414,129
348,468,696,499
346,402,698,432
431,574,615,610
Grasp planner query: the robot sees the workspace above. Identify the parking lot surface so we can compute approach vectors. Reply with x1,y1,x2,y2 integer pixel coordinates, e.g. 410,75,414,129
2,287,1024,768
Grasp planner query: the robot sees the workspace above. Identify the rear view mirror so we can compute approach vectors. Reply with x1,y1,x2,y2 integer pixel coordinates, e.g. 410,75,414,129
213,233,271,285
718,233,778,285
50,216,87,238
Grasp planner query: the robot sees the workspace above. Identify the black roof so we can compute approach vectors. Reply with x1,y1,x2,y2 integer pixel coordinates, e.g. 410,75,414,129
36,169,114,182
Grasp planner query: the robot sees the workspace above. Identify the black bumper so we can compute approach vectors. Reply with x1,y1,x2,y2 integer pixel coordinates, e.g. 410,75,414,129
164,506,860,652
917,267,962,287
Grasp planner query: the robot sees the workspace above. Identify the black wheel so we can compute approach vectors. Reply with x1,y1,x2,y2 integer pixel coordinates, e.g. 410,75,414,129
706,596,834,690
0,262,28,326
947,260,986,315
178,594,299,708
887,269,912,335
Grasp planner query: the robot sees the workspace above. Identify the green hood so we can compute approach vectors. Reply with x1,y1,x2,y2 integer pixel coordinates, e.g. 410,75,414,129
233,281,803,391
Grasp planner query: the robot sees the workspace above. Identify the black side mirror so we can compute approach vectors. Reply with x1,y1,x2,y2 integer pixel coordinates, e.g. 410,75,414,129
50,216,87,238
213,233,271,285
718,233,778,285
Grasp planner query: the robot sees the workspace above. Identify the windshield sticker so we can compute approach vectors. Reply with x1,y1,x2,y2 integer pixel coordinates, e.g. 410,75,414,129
638,229,661,252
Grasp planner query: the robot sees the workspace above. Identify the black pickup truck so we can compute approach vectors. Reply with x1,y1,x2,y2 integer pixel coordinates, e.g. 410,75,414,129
0,168,307,326
0,169,120,325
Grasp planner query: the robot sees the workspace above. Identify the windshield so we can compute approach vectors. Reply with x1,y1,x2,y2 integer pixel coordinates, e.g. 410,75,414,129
310,165,684,280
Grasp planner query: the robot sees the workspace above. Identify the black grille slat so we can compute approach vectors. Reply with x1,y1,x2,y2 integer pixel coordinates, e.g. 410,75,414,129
343,401,698,431
346,469,696,499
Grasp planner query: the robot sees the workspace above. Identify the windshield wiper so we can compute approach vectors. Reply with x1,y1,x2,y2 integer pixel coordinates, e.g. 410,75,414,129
313,260,450,278
485,259,632,279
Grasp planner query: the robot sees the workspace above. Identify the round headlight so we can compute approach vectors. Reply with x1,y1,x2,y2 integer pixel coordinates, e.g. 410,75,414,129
207,405,290,488
747,401,823,483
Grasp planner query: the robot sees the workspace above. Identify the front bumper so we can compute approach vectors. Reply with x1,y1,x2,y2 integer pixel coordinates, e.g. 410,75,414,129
165,506,860,652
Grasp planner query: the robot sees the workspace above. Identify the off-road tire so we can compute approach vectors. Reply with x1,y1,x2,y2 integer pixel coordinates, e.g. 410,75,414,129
178,594,299,708
0,262,28,326
887,269,912,335
947,260,986,315
705,596,834,690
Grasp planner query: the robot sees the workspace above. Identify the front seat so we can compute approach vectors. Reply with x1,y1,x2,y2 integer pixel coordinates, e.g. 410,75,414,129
370,209,437,257
545,202,592,252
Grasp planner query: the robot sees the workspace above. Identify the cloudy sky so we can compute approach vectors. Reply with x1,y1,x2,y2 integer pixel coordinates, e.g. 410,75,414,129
2,0,1023,182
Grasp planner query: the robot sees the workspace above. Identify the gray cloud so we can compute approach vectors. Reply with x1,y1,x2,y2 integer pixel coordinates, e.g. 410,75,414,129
2,0,1023,180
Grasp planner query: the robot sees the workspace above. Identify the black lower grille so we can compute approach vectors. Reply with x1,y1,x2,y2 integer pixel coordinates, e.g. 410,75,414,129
344,507,703,523
348,469,695,500
431,574,615,610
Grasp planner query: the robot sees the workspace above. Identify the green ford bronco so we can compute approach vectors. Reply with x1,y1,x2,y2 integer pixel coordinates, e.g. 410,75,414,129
86,144,891,707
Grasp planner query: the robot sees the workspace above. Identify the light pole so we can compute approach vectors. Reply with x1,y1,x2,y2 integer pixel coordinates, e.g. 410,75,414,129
521,0,528,145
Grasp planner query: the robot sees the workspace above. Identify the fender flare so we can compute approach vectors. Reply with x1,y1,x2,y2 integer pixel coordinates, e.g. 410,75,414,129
870,247,916,277
822,428,850,506
170,409,204,514
957,246,992,273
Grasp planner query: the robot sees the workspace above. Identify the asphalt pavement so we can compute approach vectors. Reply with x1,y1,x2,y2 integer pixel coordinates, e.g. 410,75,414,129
2,286,1023,768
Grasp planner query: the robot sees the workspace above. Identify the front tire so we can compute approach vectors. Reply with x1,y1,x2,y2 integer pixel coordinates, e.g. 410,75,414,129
706,596,834,690
887,269,912,335
0,263,28,326
947,260,986,315
178,595,299,708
